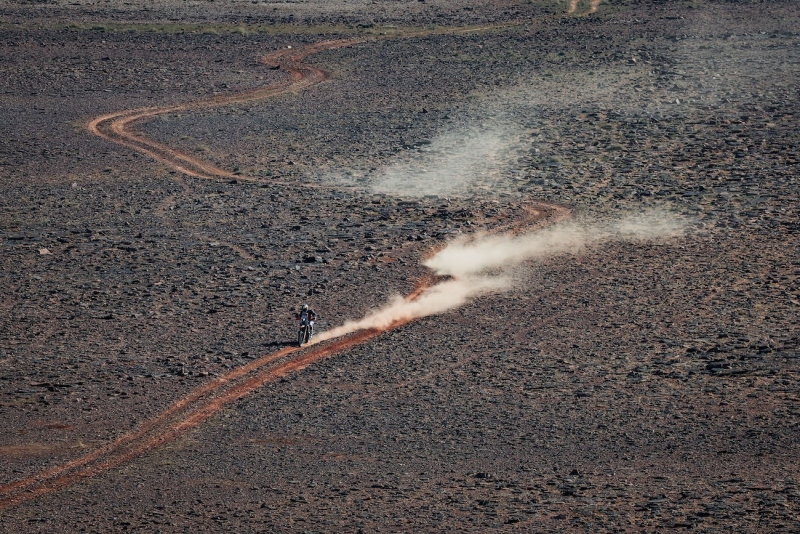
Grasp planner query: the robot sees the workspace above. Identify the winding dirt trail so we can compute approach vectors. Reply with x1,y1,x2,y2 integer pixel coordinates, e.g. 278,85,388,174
86,23,523,184
0,26,569,510
87,39,359,182
0,201,565,510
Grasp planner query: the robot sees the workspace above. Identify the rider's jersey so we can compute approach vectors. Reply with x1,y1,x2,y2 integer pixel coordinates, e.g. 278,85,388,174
298,309,316,324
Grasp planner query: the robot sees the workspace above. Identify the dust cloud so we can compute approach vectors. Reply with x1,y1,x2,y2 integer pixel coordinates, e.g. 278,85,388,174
312,210,686,344
369,125,525,197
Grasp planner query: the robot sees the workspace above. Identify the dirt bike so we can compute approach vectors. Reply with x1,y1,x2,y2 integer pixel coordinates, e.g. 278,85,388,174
297,319,313,347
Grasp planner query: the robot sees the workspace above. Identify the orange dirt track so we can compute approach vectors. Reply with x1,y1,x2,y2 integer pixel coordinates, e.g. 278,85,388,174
86,39,361,182
0,31,561,510
0,200,561,509
84,24,526,185
0,325,408,510
0,37,380,511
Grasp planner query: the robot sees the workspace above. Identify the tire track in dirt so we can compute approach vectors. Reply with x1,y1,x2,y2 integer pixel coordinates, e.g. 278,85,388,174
87,39,360,182
0,329,408,509
0,327,404,508
1,24,568,509
86,23,524,184
0,202,563,510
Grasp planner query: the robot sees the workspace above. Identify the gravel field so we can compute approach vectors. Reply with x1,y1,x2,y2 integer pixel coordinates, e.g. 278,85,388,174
1,0,799,531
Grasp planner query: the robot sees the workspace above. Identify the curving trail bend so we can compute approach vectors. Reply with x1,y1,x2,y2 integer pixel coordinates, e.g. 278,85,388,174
85,22,530,184
0,37,376,511
87,39,360,181
85,25,523,183
0,28,570,510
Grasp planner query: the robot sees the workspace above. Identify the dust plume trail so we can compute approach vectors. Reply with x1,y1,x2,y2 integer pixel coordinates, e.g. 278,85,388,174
425,210,685,278
313,210,686,343
313,275,509,343
369,125,524,197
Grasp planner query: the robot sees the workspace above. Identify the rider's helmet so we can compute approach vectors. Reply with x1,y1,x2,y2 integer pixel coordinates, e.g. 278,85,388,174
302,304,309,311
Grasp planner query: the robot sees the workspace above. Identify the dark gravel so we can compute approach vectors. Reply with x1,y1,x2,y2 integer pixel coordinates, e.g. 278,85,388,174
1,0,798,531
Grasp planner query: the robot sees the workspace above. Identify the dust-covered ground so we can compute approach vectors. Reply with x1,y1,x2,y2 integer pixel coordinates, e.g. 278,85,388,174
1,0,799,531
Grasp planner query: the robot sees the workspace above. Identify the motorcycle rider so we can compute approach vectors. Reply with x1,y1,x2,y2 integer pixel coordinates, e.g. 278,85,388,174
296,304,317,338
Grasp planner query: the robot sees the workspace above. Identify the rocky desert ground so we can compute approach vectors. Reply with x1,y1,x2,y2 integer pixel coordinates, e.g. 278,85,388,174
1,0,798,531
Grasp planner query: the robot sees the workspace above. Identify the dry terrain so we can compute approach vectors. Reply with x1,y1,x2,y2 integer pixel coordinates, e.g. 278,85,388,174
1,0,799,532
